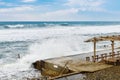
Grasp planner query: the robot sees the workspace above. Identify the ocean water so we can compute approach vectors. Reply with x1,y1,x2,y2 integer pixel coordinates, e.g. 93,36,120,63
0,21,120,80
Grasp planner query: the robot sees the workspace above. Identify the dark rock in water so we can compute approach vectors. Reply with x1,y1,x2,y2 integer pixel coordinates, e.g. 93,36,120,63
32,60,73,77
32,60,45,71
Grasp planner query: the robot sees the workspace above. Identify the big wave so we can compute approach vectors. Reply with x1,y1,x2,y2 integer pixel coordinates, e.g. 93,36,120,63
0,25,120,42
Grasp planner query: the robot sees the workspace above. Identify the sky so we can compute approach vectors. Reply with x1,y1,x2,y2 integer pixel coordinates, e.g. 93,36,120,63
0,0,120,21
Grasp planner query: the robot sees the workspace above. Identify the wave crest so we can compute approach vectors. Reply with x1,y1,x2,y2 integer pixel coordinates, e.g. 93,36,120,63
5,24,24,28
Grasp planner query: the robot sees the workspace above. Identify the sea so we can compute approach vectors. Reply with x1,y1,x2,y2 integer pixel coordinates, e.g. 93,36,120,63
0,21,120,80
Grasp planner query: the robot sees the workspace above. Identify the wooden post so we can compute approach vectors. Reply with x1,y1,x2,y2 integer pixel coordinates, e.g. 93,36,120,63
59,61,69,75
92,56,94,62
96,55,99,61
101,54,104,61
111,40,114,57
104,53,107,59
109,52,112,57
93,38,96,62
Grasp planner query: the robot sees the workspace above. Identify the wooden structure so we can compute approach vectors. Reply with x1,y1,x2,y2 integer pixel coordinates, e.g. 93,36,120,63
32,58,112,80
85,35,120,64
46,58,112,79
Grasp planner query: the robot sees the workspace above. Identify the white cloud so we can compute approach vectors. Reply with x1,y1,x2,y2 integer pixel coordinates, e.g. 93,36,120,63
0,1,13,6
0,8,80,21
0,6,34,13
21,0,37,3
43,8,79,16
0,6,118,21
0,0,109,21
65,0,106,12
36,8,79,21
66,0,104,7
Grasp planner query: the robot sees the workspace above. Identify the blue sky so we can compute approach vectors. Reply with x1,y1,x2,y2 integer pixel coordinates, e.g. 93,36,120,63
0,0,120,21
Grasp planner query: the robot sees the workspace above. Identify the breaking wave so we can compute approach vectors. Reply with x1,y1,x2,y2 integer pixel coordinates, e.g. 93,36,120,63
5,24,24,28
0,21,120,29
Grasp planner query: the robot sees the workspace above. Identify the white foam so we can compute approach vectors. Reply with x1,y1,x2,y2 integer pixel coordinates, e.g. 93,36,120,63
6,24,24,28
0,25,120,42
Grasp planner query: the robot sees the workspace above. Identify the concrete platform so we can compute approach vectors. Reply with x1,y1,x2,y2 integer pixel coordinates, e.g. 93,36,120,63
46,56,112,73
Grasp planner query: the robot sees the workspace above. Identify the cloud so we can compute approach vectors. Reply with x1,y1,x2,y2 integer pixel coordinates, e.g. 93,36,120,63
65,0,106,12
0,8,80,21
66,0,104,7
0,1,13,6
21,0,37,3
37,8,79,20
0,0,116,21
0,6,34,13
43,8,79,16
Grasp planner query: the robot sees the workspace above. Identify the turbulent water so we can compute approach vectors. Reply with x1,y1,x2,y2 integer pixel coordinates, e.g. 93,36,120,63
0,21,120,80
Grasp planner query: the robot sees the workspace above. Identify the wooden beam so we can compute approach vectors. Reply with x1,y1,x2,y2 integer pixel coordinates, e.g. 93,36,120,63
93,38,96,62
49,72,81,80
85,35,120,42
111,40,114,57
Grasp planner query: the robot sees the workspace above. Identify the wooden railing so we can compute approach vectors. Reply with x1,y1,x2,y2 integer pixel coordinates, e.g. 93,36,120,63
86,51,120,62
